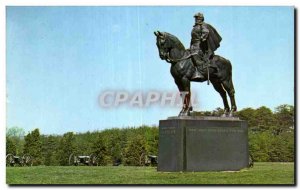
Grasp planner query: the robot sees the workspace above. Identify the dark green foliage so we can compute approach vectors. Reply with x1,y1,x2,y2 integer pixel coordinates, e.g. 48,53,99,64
240,105,294,162
92,134,110,165
6,138,17,155
252,106,275,131
6,104,294,165
273,104,294,135
41,135,60,166
212,107,225,116
249,132,271,161
236,108,257,128
145,126,159,156
57,132,76,166
107,129,123,164
23,129,42,165
74,131,99,155
123,134,148,166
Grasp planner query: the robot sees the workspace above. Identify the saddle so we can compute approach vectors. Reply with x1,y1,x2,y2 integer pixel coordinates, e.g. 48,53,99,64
194,52,218,71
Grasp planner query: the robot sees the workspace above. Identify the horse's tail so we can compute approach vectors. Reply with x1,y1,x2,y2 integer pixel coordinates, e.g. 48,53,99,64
214,55,232,80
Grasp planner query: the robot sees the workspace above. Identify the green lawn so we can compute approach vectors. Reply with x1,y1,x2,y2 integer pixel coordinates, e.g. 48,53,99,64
6,162,294,185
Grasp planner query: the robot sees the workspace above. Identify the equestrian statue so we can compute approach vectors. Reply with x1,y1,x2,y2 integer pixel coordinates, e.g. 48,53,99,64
154,12,237,117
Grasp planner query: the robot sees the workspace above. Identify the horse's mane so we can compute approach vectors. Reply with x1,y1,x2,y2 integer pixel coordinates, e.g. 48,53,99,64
164,32,186,51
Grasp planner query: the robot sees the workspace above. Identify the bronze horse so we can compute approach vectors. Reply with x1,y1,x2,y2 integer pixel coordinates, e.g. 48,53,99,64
154,31,237,116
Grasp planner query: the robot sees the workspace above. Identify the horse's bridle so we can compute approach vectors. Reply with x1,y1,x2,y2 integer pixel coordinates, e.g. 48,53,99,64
158,32,193,63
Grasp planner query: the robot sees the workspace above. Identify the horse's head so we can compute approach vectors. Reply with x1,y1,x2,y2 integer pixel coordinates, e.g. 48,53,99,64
154,31,185,62
154,31,170,60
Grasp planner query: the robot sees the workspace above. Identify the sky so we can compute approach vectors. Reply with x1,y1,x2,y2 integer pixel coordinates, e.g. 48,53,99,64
6,6,294,134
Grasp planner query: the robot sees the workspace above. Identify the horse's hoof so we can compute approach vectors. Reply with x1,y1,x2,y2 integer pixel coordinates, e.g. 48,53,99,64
229,110,236,117
222,112,230,117
180,110,190,117
181,112,187,116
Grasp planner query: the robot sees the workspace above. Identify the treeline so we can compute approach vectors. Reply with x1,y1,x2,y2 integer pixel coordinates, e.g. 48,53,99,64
6,126,158,166
6,104,294,165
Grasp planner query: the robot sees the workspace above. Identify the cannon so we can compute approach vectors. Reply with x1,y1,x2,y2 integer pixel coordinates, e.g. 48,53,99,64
145,155,158,166
138,152,158,166
6,154,33,167
68,153,99,166
113,158,122,166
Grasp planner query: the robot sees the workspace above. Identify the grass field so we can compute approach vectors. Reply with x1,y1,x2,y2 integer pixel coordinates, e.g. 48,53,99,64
6,162,294,185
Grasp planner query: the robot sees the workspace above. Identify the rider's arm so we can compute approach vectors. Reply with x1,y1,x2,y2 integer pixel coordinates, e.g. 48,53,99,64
200,24,209,41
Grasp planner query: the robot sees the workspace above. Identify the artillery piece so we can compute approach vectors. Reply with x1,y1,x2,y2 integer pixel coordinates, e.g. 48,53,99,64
68,153,99,166
6,154,33,167
145,155,158,166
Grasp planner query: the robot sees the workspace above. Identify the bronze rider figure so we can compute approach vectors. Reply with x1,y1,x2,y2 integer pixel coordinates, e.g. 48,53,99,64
190,12,222,80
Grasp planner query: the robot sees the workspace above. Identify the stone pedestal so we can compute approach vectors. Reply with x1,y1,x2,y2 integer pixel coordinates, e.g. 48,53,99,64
157,116,249,172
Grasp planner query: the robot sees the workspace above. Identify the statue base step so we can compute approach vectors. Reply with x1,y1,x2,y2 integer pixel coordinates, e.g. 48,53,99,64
157,116,249,172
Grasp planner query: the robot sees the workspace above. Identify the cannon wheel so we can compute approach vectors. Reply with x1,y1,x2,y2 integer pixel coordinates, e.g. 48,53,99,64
139,152,147,166
248,155,254,168
6,154,15,167
22,154,33,167
144,155,151,166
69,153,78,166
89,154,99,166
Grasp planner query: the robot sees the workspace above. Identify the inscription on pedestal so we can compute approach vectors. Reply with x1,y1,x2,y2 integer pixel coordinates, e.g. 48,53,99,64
188,128,244,133
161,127,176,135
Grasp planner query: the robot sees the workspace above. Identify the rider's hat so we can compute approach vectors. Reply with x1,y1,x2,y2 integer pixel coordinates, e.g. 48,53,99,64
194,12,204,19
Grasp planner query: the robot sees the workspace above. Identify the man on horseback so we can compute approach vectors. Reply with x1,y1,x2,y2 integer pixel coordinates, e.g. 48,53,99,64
190,12,222,80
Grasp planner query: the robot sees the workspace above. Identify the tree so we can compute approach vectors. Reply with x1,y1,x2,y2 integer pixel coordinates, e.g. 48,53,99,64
143,126,159,156
123,134,148,166
92,134,110,165
273,105,294,135
42,135,59,166
23,132,32,155
57,132,76,166
284,131,295,162
212,107,225,116
6,126,25,137
236,108,256,127
248,132,271,162
237,107,275,132
23,128,42,165
6,137,16,155
108,129,123,165
254,106,275,131
6,126,25,155
246,105,294,162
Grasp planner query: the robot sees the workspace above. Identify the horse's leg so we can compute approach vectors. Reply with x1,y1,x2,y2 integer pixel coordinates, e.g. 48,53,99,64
210,80,230,116
221,79,237,116
175,79,186,116
181,77,191,116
